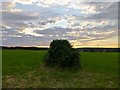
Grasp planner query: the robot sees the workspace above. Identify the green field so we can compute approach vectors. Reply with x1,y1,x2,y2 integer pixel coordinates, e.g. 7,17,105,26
2,49,118,88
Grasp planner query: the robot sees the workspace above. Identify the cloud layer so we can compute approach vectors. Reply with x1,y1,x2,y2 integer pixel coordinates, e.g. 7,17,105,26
1,1,119,47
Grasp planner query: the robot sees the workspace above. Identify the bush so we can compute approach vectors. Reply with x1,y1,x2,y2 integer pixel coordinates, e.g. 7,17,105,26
45,39,81,69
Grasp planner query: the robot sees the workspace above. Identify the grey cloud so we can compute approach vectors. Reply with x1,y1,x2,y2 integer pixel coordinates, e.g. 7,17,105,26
86,2,118,20
35,27,72,35
2,30,45,46
35,26,116,42
38,19,55,25
2,26,117,46
2,11,39,21
2,1,118,46
2,21,28,28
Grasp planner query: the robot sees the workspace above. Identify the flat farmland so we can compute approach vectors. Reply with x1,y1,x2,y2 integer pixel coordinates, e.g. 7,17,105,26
2,49,118,88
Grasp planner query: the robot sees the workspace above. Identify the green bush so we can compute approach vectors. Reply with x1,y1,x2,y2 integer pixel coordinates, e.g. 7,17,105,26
45,39,81,69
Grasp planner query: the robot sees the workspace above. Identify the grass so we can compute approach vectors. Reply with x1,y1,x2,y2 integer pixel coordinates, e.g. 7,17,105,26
2,49,118,88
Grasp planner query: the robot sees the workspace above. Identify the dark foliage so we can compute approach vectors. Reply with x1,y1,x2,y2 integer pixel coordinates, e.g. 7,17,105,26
1,46,48,50
1,46,119,52
45,39,81,69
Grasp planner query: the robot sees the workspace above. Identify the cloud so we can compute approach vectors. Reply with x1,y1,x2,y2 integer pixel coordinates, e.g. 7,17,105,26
13,0,34,5
1,1,118,47
19,28,44,37
36,0,71,8
2,10,38,21
2,0,36,5
67,2,99,15
85,2,118,20
2,2,16,8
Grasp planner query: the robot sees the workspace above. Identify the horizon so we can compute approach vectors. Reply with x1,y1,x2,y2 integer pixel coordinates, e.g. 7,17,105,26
1,0,119,48
0,43,119,48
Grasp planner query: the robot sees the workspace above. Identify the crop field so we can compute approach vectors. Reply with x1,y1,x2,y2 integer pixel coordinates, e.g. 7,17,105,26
2,49,118,88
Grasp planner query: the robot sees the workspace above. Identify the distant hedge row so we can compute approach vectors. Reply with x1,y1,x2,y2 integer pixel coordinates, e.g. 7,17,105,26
1,46,119,52
1,46,48,50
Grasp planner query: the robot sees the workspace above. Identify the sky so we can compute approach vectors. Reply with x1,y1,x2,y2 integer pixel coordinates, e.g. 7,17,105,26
1,0,119,48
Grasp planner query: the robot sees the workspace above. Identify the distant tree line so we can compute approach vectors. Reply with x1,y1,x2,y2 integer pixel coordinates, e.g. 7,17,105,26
1,46,48,50
1,46,119,52
77,48,119,52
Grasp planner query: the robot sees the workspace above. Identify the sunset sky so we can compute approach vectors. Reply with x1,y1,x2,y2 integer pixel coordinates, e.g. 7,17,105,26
1,0,119,48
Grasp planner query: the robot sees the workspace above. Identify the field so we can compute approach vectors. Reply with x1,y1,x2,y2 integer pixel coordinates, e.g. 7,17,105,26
2,49,118,88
